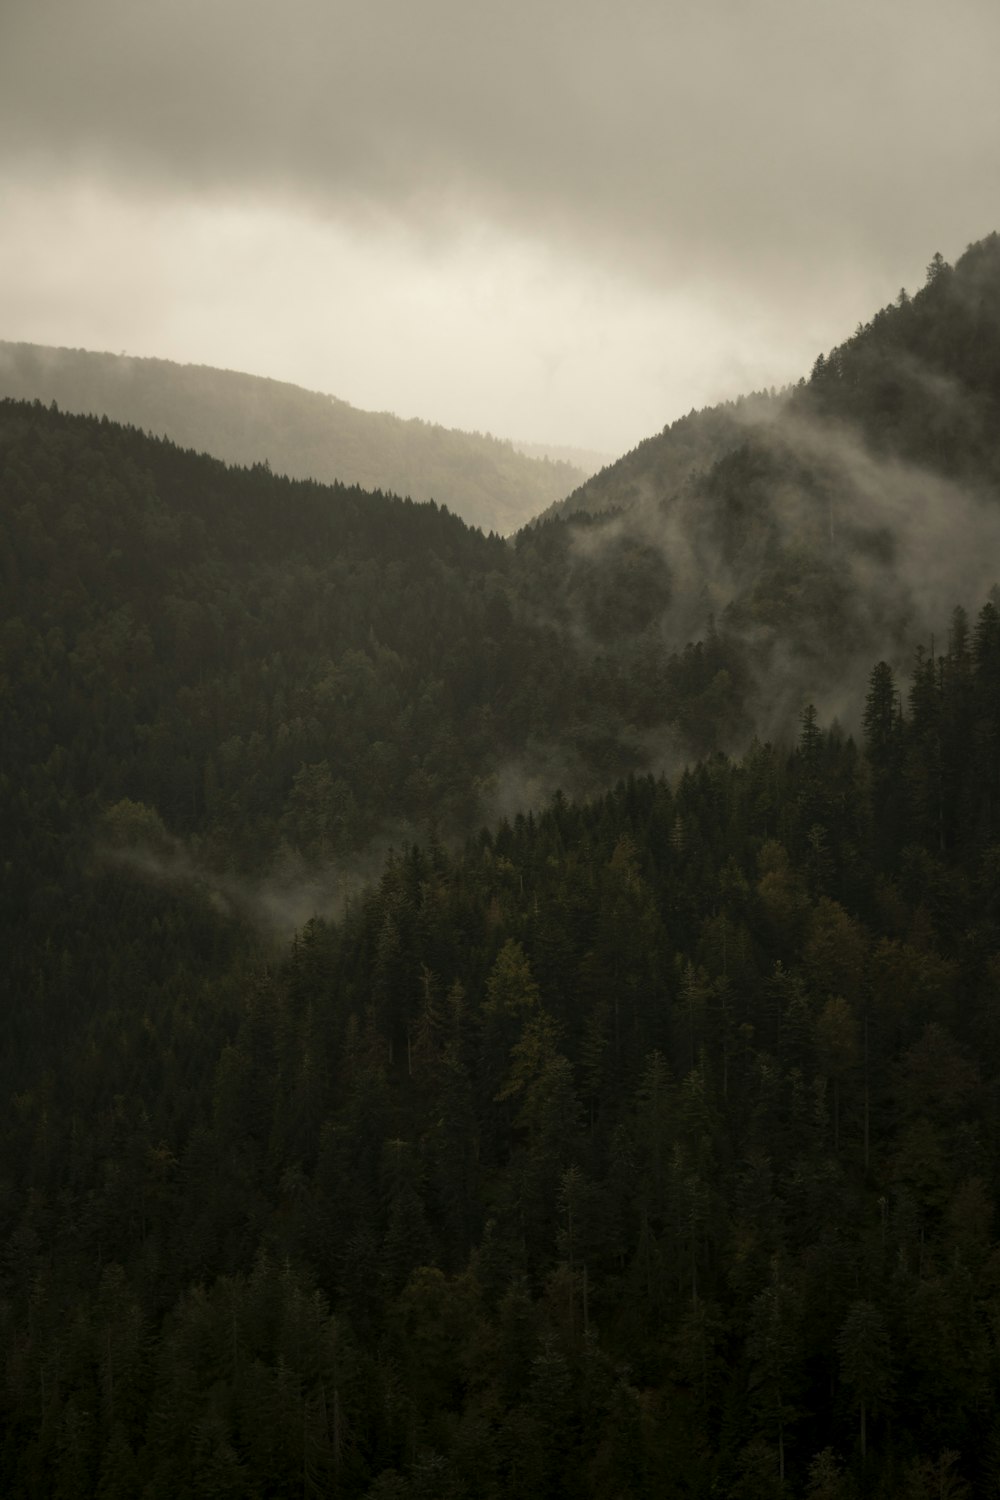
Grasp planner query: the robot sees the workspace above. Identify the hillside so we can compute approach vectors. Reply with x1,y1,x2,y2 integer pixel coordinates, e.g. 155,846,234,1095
0,343,589,535
0,399,745,898
538,386,786,523
550,232,1000,525
521,234,1000,740
514,438,613,473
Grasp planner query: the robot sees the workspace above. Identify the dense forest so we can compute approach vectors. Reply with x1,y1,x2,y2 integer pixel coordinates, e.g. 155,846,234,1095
0,343,589,536
0,395,761,902
4,234,1000,1497
4,604,1000,1497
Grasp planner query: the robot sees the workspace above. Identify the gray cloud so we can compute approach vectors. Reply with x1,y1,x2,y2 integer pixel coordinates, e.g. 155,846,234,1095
4,1,1000,452
4,0,999,304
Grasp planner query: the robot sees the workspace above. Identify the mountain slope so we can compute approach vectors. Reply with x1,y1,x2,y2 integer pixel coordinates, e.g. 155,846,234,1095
538,385,786,523
0,342,589,534
520,233,1000,738
0,396,754,966
554,233,1000,526
7,229,1000,945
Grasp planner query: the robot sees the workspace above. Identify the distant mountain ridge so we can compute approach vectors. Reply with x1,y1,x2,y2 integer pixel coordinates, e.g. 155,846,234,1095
513,438,613,472
0,342,592,535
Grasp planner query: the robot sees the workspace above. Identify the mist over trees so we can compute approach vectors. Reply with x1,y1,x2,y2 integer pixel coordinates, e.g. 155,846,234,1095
4,232,1000,1496
530,234,1000,742
556,233,1000,526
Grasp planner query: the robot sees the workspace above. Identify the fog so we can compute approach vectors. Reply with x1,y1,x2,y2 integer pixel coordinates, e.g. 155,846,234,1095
98,808,418,939
548,356,1000,760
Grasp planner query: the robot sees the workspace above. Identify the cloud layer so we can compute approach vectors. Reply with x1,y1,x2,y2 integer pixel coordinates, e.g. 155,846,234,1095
3,0,1000,446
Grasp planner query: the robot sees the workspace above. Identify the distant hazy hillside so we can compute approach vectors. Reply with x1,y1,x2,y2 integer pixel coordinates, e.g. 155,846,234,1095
0,342,587,534
513,438,611,472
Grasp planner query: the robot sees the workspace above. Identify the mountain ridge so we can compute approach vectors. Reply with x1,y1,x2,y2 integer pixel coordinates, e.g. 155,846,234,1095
0,341,592,535
545,232,1000,531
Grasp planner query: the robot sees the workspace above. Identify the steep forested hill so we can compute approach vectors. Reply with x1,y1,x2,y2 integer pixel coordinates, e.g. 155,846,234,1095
0,343,588,535
539,387,786,523
0,399,747,897
554,233,1000,525
524,234,1000,742
0,395,771,1122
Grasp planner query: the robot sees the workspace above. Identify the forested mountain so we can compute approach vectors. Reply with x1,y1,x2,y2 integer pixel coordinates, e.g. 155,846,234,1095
527,234,1000,742
0,343,589,535
553,233,1000,527
0,397,757,905
5,233,1000,1497
538,387,786,523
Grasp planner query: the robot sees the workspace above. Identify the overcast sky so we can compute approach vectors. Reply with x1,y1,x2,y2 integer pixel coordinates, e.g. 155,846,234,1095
3,0,999,453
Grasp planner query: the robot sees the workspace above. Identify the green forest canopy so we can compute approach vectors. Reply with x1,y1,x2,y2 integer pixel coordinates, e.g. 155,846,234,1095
4,609,1000,1496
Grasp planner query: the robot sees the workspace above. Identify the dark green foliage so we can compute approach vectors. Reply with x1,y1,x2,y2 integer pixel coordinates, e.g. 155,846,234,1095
5,594,1000,1495
803,234,1000,481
